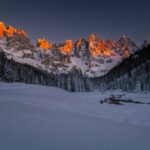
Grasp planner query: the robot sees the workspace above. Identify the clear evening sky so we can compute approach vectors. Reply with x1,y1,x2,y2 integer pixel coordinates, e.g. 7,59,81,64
0,0,149,45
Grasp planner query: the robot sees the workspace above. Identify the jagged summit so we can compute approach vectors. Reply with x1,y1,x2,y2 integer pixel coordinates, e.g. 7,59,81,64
141,40,150,48
58,39,73,55
37,38,51,50
0,21,6,38
0,21,27,38
0,21,33,50
118,35,138,54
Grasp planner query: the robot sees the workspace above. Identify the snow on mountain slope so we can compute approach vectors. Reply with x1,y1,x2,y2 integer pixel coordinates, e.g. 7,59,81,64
0,82,150,150
0,21,139,77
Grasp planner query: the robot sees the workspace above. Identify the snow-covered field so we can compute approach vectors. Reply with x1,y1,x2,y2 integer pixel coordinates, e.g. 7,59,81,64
0,82,150,150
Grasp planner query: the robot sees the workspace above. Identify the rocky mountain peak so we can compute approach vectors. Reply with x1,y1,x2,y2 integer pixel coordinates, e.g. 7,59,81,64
118,35,133,45
36,38,50,50
142,40,150,48
88,34,112,57
76,38,87,47
0,21,6,38
14,29,27,37
5,25,15,37
0,21,32,50
58,39,73,55
118,35,137,48
0,21,28,39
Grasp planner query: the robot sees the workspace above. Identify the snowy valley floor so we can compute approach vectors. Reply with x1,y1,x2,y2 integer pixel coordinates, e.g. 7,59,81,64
0,82,150,150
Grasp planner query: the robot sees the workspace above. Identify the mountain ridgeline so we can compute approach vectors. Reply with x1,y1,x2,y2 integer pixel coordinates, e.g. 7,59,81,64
0,21,149,91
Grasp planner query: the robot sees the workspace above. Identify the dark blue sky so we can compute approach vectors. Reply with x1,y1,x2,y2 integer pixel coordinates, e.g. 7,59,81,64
0,0,150,45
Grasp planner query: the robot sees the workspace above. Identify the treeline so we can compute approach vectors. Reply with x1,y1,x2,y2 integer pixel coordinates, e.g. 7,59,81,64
0,51,91,92
93,45,150,91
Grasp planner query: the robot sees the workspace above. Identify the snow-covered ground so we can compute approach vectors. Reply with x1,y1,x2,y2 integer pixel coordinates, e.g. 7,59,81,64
0,82,150,150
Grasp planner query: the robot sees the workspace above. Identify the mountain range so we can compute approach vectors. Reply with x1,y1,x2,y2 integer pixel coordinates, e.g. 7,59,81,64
0,21,149,91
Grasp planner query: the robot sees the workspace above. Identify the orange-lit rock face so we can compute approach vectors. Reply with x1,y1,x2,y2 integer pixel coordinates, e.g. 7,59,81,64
37,38,50,50
118,35,130,49
110,50,117,56
59,39,73,54
0,21,27,39
88,34,111,57
76,38,82,47
103,48,111,56
88,34,101,57
5,26,15,37
106,40,116,48
123,50,129,57
15,29,27,37
0,21,6,38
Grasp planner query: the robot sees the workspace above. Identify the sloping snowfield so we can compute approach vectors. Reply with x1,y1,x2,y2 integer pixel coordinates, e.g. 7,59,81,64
0,82,150,150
